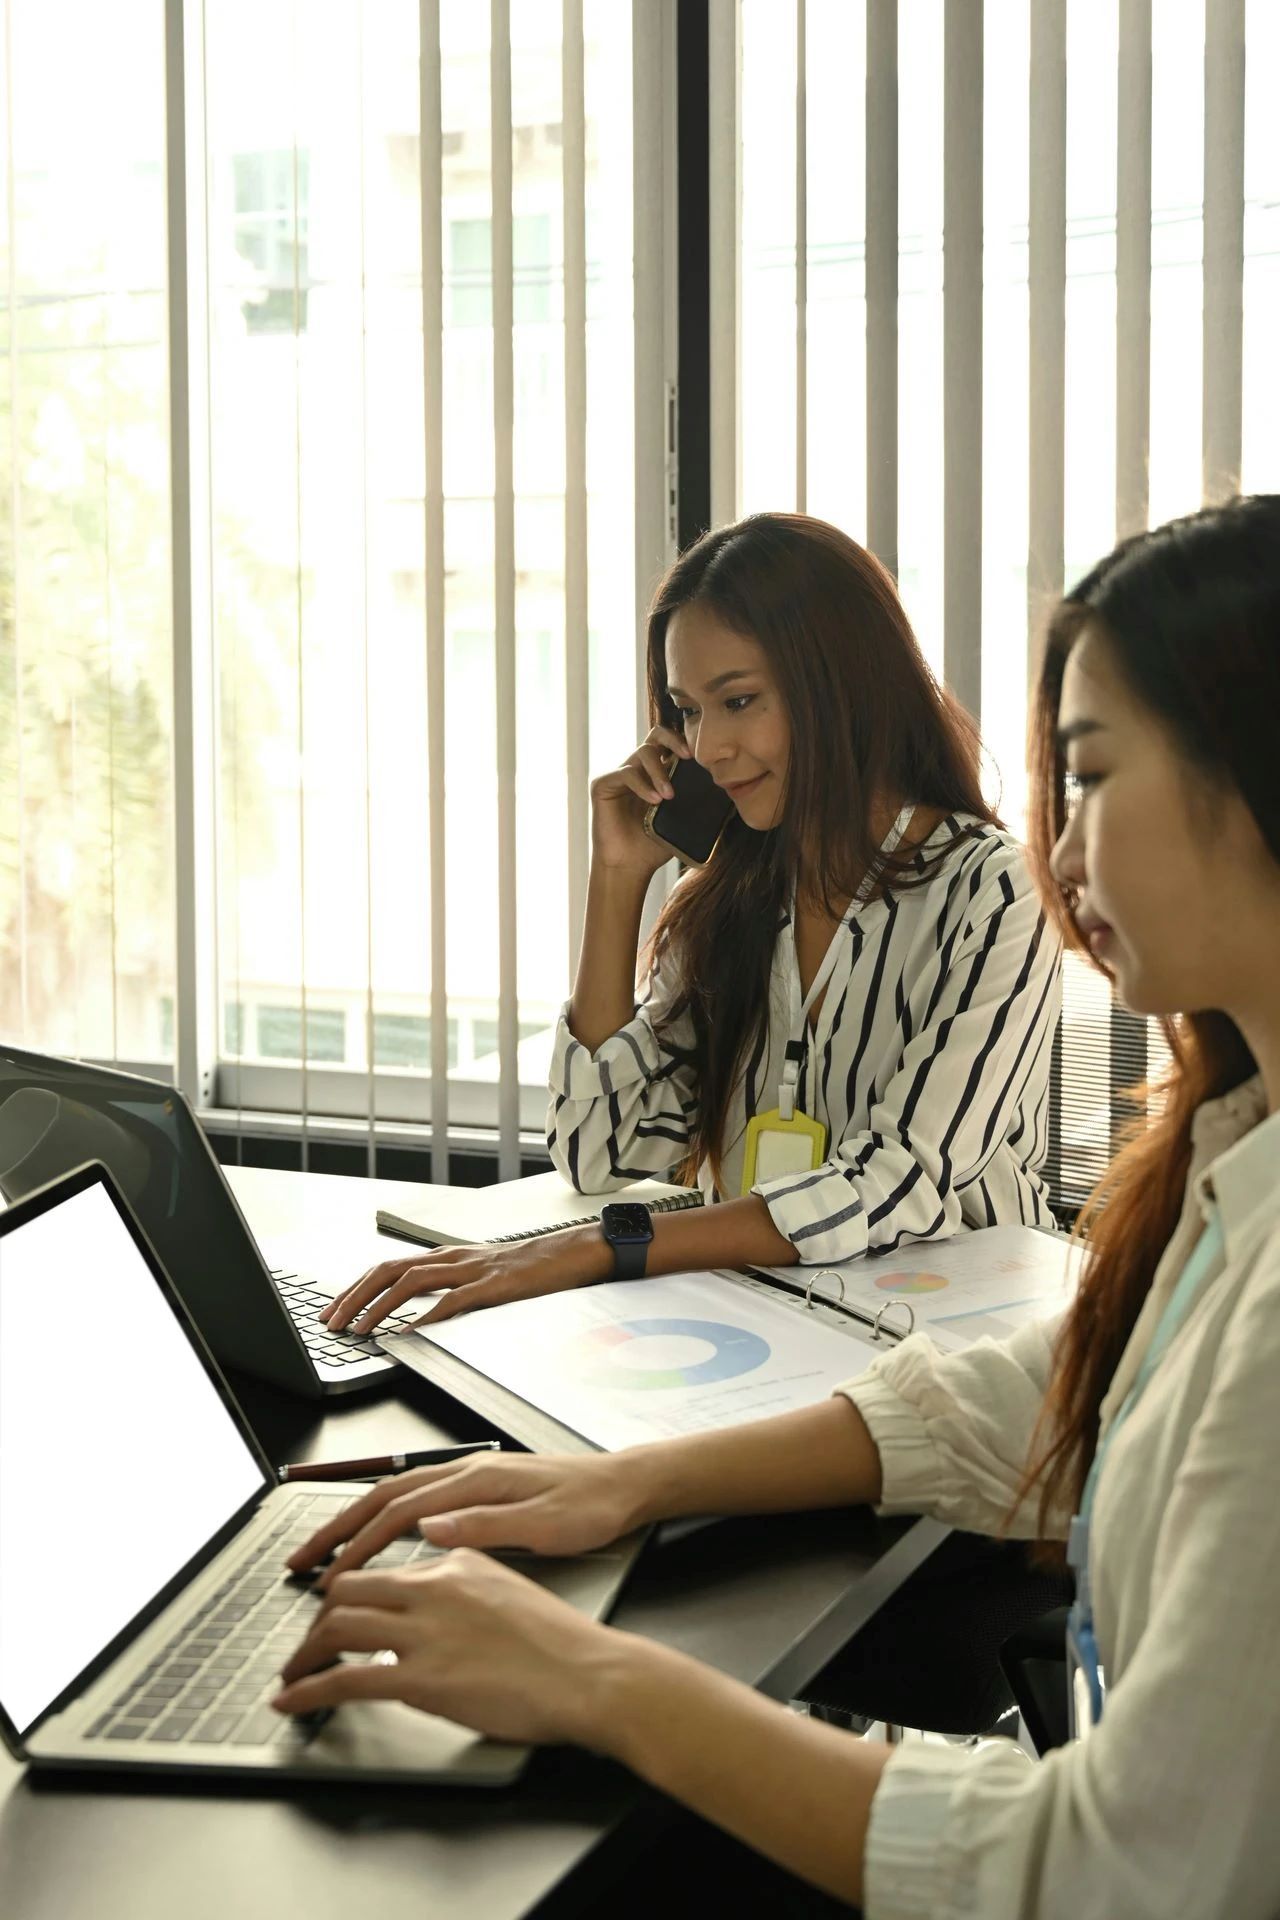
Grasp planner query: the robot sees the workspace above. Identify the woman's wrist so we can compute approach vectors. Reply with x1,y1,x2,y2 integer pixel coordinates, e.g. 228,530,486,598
561,1221,614,1285
573,1627,692,1763
586,846,660,885
620,1437,693,1526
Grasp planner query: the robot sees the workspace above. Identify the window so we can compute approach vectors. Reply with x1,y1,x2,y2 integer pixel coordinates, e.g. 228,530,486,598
0,0,173,1065
205,0,656,1175
449,211,553,326
256,1005,345,1064
231,150,310,335
223,1001,247,1055
372,1012,459,1071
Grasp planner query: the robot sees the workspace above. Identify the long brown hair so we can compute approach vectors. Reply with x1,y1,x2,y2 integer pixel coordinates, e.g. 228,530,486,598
1021,494,1280,1536
642,512,995,1190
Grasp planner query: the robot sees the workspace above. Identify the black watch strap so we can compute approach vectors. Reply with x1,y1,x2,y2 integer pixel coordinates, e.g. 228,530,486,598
610,1235,649,1281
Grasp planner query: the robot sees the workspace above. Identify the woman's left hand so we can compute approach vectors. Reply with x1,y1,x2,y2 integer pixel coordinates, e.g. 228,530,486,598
271,1549,629,1750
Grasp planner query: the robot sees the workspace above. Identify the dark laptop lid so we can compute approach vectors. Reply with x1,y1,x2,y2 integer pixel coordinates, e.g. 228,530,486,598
0,1163,274,1753
0,1047,315,1393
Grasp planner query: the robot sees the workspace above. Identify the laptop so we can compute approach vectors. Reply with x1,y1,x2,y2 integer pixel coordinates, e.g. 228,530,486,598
0,1045,414,1397
0,1163,644,1785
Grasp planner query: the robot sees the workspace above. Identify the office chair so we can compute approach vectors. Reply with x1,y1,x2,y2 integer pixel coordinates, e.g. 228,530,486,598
801,1531,1073,1739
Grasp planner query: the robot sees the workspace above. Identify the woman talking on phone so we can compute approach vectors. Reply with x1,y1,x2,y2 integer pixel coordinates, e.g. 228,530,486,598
284,497,1280,1916
327,514,1061,1335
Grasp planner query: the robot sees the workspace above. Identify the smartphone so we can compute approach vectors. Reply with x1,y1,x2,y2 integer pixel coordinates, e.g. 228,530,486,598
643,753,735,865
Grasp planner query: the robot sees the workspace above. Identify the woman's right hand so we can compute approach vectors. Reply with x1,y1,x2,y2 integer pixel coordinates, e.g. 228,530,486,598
589,723,692,874
285,1450,653,1586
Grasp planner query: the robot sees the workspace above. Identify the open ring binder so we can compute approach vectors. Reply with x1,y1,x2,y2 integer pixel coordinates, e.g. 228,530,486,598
804,1269,847,1311
871,1298,916,1342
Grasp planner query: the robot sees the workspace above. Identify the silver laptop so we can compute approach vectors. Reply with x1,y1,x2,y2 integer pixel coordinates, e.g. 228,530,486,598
0,1164,643,1785
0,1045,413,1397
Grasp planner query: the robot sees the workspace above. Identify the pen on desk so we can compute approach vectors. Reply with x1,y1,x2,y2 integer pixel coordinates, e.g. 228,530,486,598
276,1440,501,1484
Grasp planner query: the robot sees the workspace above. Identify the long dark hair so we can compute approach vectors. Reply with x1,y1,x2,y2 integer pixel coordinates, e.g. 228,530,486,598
1021,493,1280,1536
642,512,995,1190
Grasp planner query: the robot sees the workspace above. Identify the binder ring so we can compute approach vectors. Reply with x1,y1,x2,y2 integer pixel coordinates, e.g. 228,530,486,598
871,1298,916,1342
804,1269,846,1311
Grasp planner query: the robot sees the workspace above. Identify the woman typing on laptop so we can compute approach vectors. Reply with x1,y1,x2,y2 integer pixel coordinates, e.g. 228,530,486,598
279,500,1280,1916
324,514,1060,1338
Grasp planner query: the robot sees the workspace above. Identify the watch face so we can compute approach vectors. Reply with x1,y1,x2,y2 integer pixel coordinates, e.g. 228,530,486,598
602,1203,652,1242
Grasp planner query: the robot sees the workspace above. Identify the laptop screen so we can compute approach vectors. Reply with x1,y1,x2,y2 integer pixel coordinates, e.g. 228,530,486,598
0,1177,266,1738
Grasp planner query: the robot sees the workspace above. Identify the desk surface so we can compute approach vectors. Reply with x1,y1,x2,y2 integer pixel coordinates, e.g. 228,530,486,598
0,1165,942,1920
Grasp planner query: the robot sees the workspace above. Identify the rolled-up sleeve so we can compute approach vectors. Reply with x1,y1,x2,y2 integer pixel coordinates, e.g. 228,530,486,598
857,1243,1280,1920
545,964,700,1194
836,1312,1067,1538
752,864,1061,1263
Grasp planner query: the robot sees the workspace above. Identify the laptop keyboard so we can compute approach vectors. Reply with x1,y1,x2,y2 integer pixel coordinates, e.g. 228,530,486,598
84,1493,436,1750
272,1272,400,1368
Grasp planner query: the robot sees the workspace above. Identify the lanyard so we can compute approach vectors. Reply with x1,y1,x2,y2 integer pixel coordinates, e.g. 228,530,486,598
1065,1210,1223,1732
779,805,914,1120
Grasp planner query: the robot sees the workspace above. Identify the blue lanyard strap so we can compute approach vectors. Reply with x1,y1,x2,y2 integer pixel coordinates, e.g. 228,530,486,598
1066,1210,1223,1728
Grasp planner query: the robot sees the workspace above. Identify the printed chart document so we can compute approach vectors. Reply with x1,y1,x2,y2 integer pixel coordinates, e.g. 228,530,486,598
415,1272,874,1452
753,1225,1078,1353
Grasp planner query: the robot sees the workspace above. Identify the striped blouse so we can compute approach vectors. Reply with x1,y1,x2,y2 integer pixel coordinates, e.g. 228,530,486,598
546,816,1063,1264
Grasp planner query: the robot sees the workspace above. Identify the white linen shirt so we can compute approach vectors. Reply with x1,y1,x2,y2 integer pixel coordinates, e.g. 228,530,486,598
547,817,1062,1261
842,1075,1280,1920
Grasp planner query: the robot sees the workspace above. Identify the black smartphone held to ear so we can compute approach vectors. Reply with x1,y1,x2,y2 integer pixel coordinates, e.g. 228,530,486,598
643,754,735,866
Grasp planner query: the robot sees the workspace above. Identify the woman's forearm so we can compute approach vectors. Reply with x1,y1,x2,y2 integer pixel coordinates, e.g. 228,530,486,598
566,863,652,1053
651,1189,798,1270
627,1394,884,1522
588,1634,890,1907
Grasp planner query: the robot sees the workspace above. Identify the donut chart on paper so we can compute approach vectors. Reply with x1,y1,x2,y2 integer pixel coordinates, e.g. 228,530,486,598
565,1316,771,1391
872,1270,949,1294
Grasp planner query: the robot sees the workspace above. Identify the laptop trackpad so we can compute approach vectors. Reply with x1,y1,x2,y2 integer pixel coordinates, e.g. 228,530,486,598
296,1693,529,1786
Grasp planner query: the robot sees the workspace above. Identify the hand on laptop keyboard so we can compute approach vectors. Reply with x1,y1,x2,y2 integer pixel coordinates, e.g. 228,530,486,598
273,1273,414,1366
285,1450,643,1585
319,1227,612,1336
272,1548,618,1750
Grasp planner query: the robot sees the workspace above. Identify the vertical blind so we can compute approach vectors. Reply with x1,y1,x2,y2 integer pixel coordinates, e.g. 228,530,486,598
0,0,676,1176
716,0,1279,1210
4,0,1276,1200
203,0,671,1180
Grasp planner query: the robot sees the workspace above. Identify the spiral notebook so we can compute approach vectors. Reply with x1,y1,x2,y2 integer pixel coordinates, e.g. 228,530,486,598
374,1169,703,1249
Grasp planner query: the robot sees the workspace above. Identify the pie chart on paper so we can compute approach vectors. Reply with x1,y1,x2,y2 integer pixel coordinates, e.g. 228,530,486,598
563,1316,771,1391
873,1271,949,1294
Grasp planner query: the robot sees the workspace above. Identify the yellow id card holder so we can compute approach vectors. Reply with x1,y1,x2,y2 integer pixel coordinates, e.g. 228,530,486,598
740,1107,829,1192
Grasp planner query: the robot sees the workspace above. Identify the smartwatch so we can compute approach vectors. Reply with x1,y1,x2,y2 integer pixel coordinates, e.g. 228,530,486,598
599,1202,654,1281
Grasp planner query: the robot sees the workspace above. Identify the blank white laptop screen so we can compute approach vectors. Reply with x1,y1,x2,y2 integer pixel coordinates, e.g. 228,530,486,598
0,1179,265,1736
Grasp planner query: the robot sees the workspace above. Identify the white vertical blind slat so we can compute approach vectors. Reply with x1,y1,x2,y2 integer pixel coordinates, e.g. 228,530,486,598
290,2,309,1172
633,1,676,955
632,0,669,723
166,0,216,1112
942,0,982,720
491,0,519,1180
356,5,376,1179
419,0,449,1182
708,0,741,525
865,0,897,579
1116,0,1152,541
795,0,807,514
1027,0,1067,668
1202,0,1245,504
563,0,589,983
